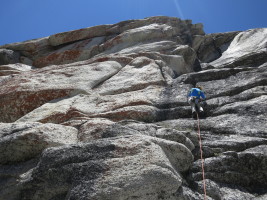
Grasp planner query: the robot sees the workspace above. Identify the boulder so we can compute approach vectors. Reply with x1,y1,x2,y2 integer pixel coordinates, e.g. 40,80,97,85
159,112,267,138
195,179,255,200
203,135,267,153
78,118,115,141
17,135,192,200
0,37,52,60
20,56,33,66
0,122,78,164
79,120,195,151
0,158,39,200
0,49,20,65
213,95,267,117
48,25,112,46
174,185,206,200
197,65,267,99
192,145,267,192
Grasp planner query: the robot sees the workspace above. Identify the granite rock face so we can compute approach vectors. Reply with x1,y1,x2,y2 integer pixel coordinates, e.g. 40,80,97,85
0,16,267,200
0,49,20,65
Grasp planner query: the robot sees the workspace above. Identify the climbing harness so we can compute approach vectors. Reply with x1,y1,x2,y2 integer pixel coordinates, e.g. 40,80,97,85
196,112,207,200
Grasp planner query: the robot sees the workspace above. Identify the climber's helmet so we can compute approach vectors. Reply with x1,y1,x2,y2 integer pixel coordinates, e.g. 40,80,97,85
196,85,203,90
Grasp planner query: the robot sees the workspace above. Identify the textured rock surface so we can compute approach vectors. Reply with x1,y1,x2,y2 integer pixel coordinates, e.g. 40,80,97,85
0,16,267,199
0,122,78,164
193,31,239,63
210,28,267,68
0,63,33,76
3,135,192,200
0,49,20,65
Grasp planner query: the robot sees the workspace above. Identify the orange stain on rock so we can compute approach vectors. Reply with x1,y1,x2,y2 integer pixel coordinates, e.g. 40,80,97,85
33,50,82,68
0,89,72,123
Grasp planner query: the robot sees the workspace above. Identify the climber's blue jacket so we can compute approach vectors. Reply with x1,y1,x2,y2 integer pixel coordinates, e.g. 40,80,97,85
188,88,206,99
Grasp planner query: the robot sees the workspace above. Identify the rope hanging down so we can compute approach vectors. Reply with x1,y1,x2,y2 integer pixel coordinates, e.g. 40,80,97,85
196,113,207,200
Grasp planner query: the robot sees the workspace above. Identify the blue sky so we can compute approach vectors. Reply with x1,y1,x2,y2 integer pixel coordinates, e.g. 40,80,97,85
1,0,267,45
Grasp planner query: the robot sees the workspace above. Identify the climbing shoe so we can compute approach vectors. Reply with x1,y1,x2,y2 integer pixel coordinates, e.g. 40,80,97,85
192,111,197,119
199,111,206,119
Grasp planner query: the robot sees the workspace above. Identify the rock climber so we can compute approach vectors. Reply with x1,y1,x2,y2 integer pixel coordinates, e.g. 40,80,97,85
188,86,207,119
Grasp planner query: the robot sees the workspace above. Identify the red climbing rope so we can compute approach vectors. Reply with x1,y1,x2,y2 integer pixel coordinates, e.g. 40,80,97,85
196,113,207,200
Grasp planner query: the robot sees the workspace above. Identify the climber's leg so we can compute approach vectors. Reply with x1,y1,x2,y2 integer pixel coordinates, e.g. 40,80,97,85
189,98,197,119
